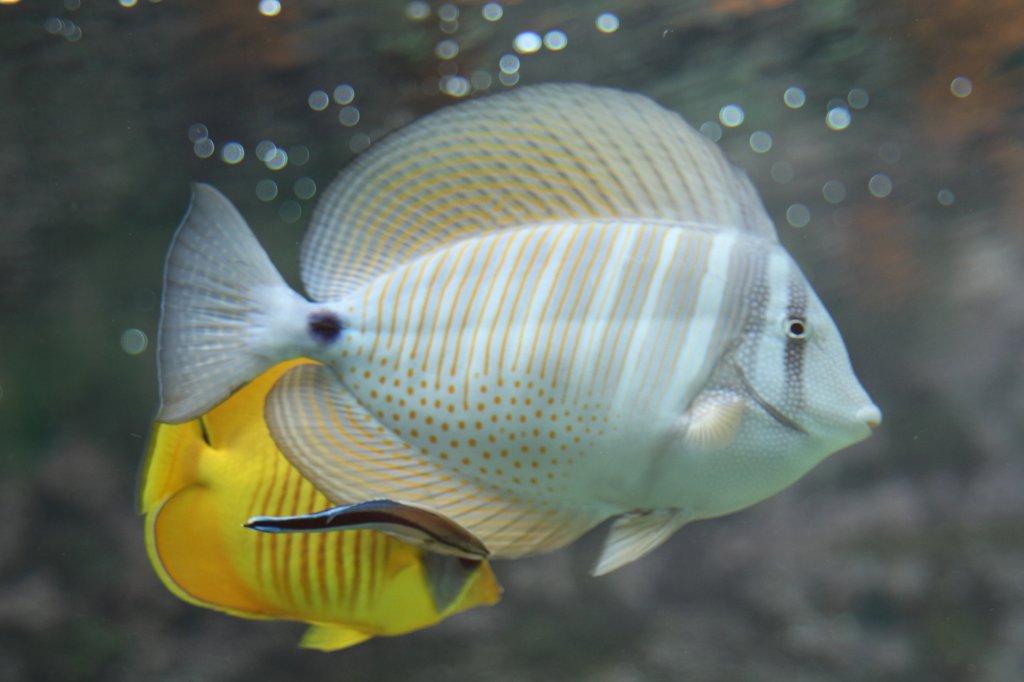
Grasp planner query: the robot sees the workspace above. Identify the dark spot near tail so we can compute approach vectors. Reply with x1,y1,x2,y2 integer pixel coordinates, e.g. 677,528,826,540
308,310,343,344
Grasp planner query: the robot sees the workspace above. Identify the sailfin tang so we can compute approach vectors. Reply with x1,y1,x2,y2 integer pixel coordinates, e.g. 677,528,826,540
266,364,601,558
246,499,490,560
157,183,313,423
302,83,777,301
592,509,690,576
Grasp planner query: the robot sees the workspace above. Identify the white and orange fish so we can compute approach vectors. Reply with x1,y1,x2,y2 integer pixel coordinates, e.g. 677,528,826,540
156,84,880,575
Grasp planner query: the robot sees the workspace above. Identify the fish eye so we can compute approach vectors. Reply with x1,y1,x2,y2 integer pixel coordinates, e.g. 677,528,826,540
785,317,808,339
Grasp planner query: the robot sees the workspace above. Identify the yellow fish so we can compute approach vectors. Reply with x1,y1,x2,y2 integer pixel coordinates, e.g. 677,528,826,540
138,359,502,651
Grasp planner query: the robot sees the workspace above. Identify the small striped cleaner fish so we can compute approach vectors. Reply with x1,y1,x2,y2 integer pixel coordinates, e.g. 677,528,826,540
157,83,881,575
139,360,501,651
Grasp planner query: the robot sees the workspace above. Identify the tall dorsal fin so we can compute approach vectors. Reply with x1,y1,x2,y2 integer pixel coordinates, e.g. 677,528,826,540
301,83,777,301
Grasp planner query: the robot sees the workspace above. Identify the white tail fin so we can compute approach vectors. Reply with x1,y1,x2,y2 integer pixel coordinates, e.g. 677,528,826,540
157,183,313,423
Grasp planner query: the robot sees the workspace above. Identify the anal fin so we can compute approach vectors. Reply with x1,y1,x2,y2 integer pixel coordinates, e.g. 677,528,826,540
300,623,374,652
592,509,690,576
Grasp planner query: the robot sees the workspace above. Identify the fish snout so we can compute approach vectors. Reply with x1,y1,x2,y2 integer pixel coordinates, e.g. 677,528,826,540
856,404,882,431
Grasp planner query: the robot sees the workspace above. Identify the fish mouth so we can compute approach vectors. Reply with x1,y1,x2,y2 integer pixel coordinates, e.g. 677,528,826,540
733,363,807,435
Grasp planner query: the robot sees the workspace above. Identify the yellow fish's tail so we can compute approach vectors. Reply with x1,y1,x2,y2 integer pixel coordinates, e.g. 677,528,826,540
140,408,279,620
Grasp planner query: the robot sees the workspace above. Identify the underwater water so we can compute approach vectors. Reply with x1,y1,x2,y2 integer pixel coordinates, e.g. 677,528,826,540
1,0,1023,680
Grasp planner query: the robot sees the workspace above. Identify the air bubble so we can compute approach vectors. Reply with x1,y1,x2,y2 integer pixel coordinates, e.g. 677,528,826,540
405,1,430,21
544,30,568,51
499,54,520,74
333,84,355,105
255,179,278,201
596,13,619,33
937,188,955,206
120,328,148,355
221,142,245,164
698,121,722,142
825,106,851,131
308,90,329,111
436,39,459,60
847,87,869,109
279,200,301,223
786,203,810,228
514,32,542,53
258,0,281,17
441,76,471,98
255,140,277,161
471,70,493,90
264,147,288,170
749,130,772,153
719,104,744,128
187,123,209,142
193,138,215,159
338,106,360,127
294,177,317,200
822,180,846,204
62,20,82,41
482,2,502,21
783,86,805,109
438,3,458,21
868,173,893,198
950,76,972,98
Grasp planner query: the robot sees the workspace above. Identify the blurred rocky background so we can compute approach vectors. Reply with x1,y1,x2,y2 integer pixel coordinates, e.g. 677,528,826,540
1,0,1022,680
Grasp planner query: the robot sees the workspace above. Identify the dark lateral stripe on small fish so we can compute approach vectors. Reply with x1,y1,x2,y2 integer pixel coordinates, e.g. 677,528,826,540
245,501,490,559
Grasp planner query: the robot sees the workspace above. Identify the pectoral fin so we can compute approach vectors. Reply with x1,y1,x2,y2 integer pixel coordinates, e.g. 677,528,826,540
245,499,490,560
592,509,690,576
681,389,746,450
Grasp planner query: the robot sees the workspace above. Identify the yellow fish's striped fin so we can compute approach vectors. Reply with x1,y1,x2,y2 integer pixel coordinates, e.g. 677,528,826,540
299,623,374,652
266,363,602,557
301,83,776,301
591,509,690,577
